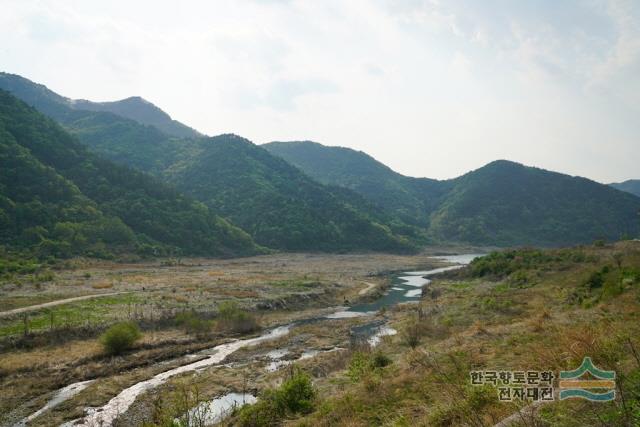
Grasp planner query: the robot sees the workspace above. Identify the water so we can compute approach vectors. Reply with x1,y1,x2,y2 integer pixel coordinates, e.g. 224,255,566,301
14,380,94,427
343,253,482,341
39,254,481,426
174,392,257,426
265,347,290,372
60,326,290,427
342,255,481,316
265,347,344,372
368,326,398,346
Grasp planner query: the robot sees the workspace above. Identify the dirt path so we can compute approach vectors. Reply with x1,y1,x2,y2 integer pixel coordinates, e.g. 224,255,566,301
0,292,128,318
358,281,377,295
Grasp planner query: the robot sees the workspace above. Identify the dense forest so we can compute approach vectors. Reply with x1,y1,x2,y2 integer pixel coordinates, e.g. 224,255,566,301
166,134,416,252
0,73,417,253
264,141,450,226
0,90,259,259
429,160,640,245
2,72,639,253
266,142,640,246
610,180,640,198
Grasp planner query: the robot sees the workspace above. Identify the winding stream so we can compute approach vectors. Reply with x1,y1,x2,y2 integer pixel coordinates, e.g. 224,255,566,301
59,326,291,427
18,254,480,426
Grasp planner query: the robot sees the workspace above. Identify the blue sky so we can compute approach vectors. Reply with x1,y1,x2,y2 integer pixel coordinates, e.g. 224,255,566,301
1,0,638,182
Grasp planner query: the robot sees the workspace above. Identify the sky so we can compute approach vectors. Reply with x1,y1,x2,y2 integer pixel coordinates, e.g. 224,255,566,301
1,0,639,183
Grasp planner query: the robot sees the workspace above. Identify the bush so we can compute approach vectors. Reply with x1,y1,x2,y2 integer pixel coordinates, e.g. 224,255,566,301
216,301,259,333
237,368,315,426
100,321,141,355
175,310,211,336
402,320,423,349
347,350,392,382
279,368,315,413
470,248,593,279
371,350,392,368
585,269,606,289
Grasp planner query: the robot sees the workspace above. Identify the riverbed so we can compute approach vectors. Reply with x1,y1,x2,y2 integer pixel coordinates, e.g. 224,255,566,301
17,254,481,426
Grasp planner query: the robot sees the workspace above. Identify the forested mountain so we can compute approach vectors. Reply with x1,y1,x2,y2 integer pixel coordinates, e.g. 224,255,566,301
0,75,416,253
71,96,201,138
0,73,186,173
263,141,451,226
610,180,640,198
0,90,258,258
0,72,200,138
165,134,416,251
429,160,640,246
4,73,638,250
265,142,640,246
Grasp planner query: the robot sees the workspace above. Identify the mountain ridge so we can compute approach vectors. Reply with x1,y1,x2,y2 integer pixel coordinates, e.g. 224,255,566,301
0,72,201,138
0,74,417,253
610,180,640,198
0,89,259,258
266,142,640,246
3,72,639,250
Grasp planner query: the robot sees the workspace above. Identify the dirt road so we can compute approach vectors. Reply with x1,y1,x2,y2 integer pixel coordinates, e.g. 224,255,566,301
0,292,127,318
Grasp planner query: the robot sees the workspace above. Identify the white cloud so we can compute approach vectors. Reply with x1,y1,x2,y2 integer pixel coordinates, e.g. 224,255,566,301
0,0,638,182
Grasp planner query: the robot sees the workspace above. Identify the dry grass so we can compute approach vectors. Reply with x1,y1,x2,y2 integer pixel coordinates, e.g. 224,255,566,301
295,242,640,426
91,281,114,290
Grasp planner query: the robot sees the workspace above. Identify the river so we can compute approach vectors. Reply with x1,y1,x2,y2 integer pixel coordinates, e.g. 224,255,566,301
17,254,481,427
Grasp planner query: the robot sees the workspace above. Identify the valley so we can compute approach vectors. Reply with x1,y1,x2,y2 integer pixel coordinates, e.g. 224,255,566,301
2,242,639,426
0,74,638,427
0,249,473,426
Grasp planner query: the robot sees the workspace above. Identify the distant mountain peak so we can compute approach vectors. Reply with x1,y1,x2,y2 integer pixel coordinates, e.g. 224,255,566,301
610,179,640,198
0,72,202,139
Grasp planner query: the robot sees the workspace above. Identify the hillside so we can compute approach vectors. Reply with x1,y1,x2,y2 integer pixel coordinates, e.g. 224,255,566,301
0,75,417,253
0,90,258,258
0,73,186,174
610,179,640,197
71,96,201,138
166,134,416,252
264,141,450,226
265,141,640,246
428,160,640,246
5,73,638,250
295,242,640,426
0,72,201,138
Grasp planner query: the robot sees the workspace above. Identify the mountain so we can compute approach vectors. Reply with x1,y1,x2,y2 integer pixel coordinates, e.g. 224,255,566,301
5,73,637,250
165,134,416,252
0,75,415,253
0,72,195,174
0,72,201,138
264,141,640,246
263,141,451,226
429,160,640,246
0,89,258,258
71,96,201,139
610,180,640,198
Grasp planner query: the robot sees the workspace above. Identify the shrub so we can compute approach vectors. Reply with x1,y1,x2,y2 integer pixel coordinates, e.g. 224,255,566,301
402,320,423,349
237,368,315,426
175,310,211,336
216,301,259,333
100,321,141,355
585,269,605,289
371,351,392,368
279,368,315,413
347,351,371,382
347,350,392,382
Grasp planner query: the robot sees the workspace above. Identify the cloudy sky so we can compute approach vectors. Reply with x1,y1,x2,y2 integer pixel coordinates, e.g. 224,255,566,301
1,0,638,182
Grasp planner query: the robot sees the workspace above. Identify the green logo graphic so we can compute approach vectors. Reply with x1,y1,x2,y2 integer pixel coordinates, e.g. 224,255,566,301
559,357,616,401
